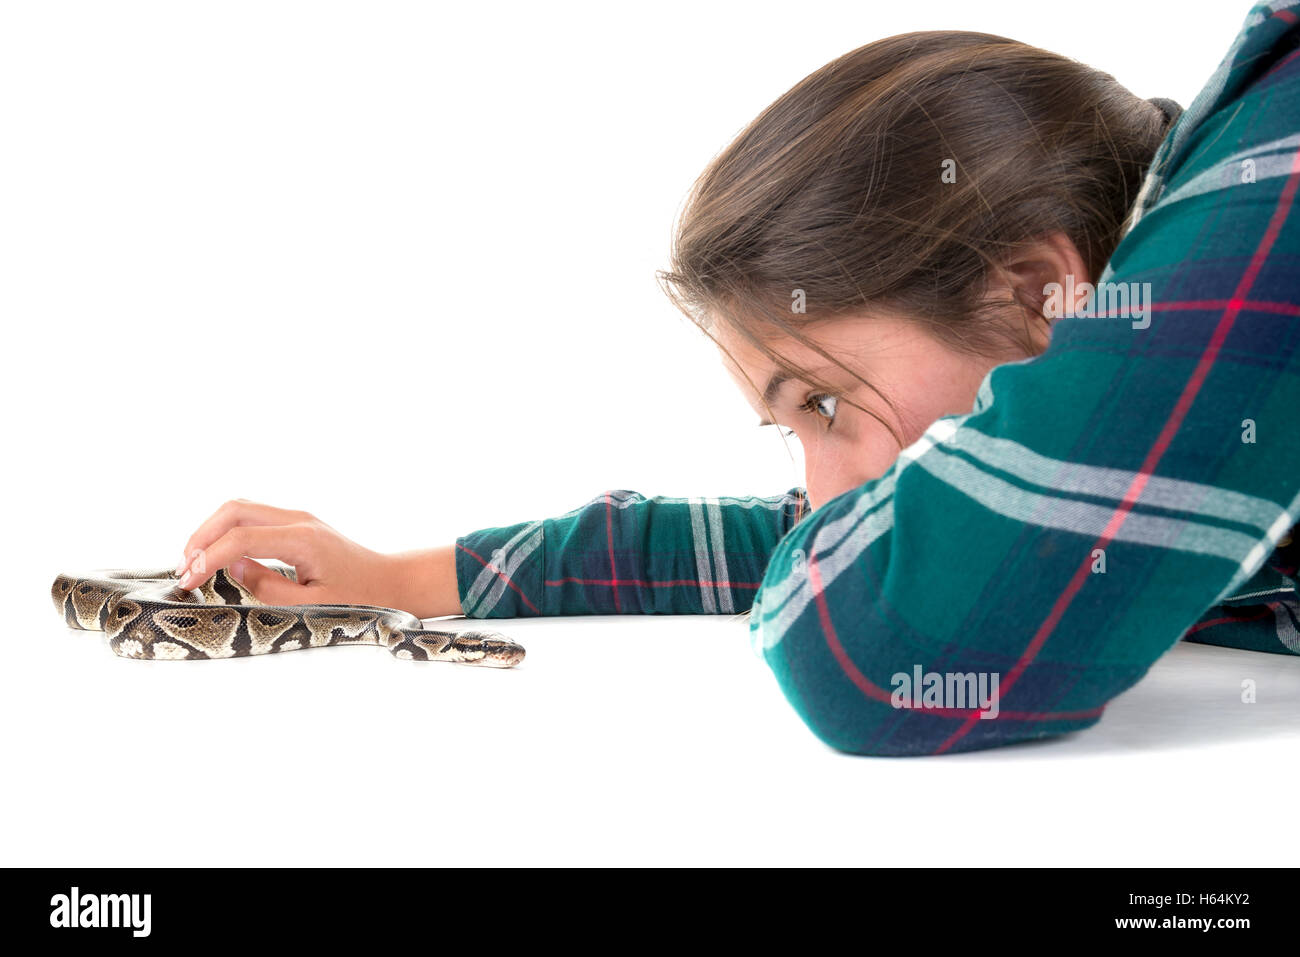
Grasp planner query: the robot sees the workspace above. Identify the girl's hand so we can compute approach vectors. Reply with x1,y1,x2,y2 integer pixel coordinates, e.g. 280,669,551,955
175,499,398,607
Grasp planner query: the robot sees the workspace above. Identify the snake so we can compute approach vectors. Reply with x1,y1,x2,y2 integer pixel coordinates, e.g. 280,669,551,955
50,564,525,667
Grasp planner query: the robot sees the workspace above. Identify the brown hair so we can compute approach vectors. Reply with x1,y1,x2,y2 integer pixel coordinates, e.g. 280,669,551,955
657,30,1174,461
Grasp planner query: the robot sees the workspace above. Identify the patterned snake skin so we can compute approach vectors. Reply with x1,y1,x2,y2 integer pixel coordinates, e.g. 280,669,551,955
50,565,525,666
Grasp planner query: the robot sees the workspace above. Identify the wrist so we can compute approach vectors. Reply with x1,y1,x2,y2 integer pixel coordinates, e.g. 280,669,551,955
380,546,462,619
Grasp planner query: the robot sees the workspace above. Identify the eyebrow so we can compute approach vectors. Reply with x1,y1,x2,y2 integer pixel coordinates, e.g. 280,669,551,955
755,371,797,427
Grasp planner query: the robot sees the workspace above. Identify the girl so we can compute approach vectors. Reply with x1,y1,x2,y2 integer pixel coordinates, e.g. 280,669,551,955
174,8,1300,755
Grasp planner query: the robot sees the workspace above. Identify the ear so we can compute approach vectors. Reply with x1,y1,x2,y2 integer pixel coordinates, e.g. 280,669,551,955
984,231,1092,352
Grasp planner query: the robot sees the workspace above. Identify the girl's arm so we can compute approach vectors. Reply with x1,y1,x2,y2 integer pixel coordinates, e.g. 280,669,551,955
453,487,808,618
171,490,808,620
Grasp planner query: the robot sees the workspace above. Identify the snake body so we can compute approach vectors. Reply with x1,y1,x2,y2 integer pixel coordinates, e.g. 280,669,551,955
50,565,525,667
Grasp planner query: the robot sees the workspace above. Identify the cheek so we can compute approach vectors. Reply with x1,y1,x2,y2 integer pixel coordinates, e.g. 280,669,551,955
852,433,909,480
897,360,990,436
806,421,900,484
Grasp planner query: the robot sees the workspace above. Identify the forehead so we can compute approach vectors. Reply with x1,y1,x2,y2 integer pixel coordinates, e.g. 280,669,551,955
714,321,840,398
717,324,798,376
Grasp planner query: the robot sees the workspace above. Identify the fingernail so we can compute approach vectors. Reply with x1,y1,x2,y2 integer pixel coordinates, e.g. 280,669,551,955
178,570,193,588
229,560,246,584
191,550,206,575
175,555,189,576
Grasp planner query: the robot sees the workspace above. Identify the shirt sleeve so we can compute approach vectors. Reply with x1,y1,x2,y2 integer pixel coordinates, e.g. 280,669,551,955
454,487,809,618
748,10,1300,755
1182,531,1300,654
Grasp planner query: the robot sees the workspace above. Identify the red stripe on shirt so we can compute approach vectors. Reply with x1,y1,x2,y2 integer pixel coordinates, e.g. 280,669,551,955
545,576,762,589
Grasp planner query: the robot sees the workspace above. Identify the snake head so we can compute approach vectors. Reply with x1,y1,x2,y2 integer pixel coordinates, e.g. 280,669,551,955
454,630,526,668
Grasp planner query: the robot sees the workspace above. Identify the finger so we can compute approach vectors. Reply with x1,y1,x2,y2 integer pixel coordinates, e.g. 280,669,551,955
229,557,318,606
178,500,311,575
180,500,311,570
179,523,316,590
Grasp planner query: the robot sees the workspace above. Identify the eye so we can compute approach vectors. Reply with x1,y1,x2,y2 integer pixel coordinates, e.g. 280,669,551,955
758,393,838,436
801,394,838,428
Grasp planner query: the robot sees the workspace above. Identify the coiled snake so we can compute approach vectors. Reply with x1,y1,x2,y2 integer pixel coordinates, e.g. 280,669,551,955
50,565,525,667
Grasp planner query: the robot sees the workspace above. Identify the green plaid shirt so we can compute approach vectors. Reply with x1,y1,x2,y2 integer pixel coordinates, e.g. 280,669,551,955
456,1,1300,755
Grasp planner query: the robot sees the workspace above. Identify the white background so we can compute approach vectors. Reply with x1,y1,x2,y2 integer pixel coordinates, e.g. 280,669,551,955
3,0,1296,866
